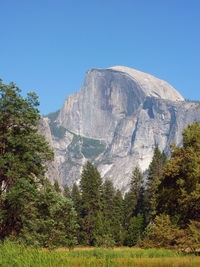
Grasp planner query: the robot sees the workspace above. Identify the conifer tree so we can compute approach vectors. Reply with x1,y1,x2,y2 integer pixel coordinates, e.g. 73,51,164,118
123,167,145,246
146,146,167,222
64,184,71,199
102,179,116,234
126,213,144,246
123,167,144,228
79,161,103,245
71,182,82,243
112,189,123,245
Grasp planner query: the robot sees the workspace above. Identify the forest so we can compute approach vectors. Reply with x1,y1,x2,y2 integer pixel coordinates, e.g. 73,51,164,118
0,79,200,253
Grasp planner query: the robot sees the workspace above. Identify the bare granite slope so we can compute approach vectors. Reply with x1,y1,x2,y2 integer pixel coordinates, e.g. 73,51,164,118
41,66,200,192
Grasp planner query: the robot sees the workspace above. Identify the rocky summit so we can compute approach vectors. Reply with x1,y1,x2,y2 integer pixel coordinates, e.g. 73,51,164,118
42,66,200,193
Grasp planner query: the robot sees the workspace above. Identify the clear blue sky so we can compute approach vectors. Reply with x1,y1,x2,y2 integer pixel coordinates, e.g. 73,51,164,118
1,0,200,115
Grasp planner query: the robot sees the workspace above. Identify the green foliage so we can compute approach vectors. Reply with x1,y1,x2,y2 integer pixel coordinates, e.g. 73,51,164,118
36,181,78,249
67,134,83,159
0,80,53,240
127,167,144,220
71,183,83,243
157,122,200,225
63,184,71,199
46,109,67,139
140,214,178,249
0,241,190,267
0,79,54,193
67,133,106,161
53,179,61,193
0,178,39,244
124,213,144,247
0,80,78,249
95,234,116,248
80,162,103,245
187,220,200,252
81,137,106,159
112,190,124,245
123,167,145,246
101,179,122,245
49,121,67,139
146,146,167,222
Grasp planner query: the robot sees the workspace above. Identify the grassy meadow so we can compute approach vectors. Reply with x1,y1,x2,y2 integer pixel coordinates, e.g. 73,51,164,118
0,241,200,267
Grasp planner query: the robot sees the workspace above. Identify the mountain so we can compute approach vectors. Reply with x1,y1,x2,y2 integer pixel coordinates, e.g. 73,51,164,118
42,66,200,192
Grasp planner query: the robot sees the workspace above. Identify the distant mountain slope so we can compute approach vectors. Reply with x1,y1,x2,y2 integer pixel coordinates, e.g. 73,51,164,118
41,66,200,192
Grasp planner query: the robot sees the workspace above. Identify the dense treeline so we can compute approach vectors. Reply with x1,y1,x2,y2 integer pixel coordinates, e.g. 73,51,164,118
0,80,200,250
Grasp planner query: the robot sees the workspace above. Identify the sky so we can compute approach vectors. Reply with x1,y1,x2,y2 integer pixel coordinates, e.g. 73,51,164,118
0,0,200,115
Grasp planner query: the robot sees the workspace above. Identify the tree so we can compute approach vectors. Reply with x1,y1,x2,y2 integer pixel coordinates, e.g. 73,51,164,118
53,179,61,193
0,79,53,240
123,167,144,229
0,80,53,193
102,179,115,234
140,214,178,249
146,146,167,222
157,122,200,225
64,184,71,199
112,189,123,246
71,182,82,243
126,213,144,247
36,181,78,249
79,161,103,245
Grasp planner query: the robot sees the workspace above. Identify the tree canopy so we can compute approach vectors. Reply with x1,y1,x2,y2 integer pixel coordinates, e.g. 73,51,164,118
0,80,77,247
157,122,200,225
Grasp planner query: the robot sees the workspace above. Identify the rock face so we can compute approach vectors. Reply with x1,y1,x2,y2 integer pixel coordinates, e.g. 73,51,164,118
42,66,200,192
38,117,62,185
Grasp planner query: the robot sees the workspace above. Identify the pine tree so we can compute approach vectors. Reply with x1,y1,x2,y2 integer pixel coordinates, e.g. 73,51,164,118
123,167,144,228
71,182,82,243
64,184,71,199
101,179,117,245
79,161,103,245
112,189,123,246
146,146,167,222
102,179,115,233
126,213,144,247
0,79,53,240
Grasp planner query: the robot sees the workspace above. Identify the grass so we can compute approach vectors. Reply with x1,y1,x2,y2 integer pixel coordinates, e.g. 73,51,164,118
0,241,200,266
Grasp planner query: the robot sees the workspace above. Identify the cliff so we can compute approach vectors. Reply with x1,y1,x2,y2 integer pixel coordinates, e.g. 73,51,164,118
42,66,200,192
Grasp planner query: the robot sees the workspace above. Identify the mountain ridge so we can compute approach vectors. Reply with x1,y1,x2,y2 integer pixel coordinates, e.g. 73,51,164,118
41,66,200,192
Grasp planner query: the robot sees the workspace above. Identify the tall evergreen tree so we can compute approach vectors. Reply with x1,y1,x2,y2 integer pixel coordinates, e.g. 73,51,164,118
64,184,71,199
124,167,144,228
71,182,82,243
79,161,103,245
102,178,116,233
123,167,145,246
112,189,123,245
146,146,167,222
126,213,144,247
